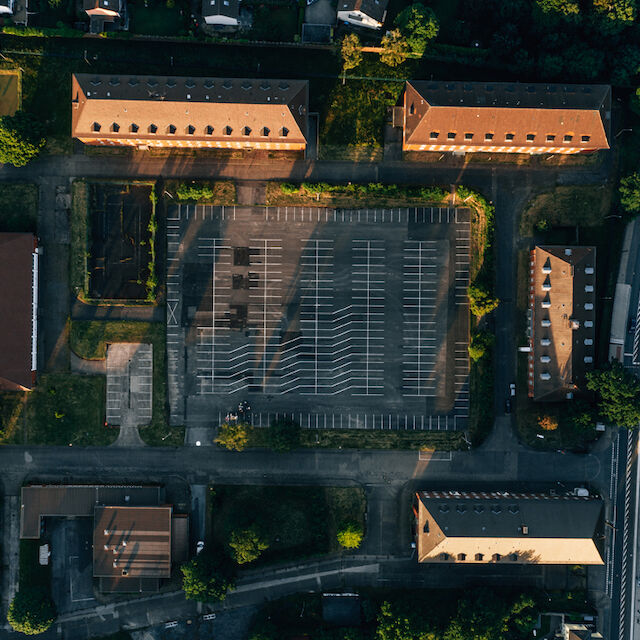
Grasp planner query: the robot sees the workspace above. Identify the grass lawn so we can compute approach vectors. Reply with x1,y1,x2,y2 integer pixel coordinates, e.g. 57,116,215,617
70,179,88,293
25,373,115,446
19,539,51,589
0,183,38,232
69,320,184,446
0,391,27,444
129,3,187,36
248,5,299,42
244,426,465,450
208,485,366,565
468,352,493,446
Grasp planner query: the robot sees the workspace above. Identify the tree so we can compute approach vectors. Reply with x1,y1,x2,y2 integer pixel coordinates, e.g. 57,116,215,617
7,587,56,635
341,34,362,72
591,0,635,33
538,414,558,431
535,0,579,17
229,525,269,564
562,43,605,81
0,112,45,168
468,330,494,362
215,422,250,451
394,3,439,56
181,552,235,602
586,361,640,428
468,284,499,317
619,173,640,218
337,522,364,549
379,30,410,67
268,416,301,452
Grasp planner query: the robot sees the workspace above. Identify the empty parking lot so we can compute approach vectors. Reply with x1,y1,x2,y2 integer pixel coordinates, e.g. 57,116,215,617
166,205,470,430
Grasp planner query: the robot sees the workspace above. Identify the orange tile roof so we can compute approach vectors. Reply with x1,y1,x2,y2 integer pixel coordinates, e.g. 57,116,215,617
529,246,596,401
404,81,610,152
72,74,308,146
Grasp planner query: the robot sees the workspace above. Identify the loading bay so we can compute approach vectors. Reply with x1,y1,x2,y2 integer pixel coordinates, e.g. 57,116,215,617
166,205,470,431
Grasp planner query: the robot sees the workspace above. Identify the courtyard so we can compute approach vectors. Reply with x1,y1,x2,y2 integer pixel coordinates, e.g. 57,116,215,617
166,205,470,431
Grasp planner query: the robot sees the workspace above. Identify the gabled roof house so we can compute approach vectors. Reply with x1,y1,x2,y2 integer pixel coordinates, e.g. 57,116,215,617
400,81,611,154
0,233,38,391
337,0,388,29
528,246,596,401
202,0,239,26
414,490,604,565
71,74,309,152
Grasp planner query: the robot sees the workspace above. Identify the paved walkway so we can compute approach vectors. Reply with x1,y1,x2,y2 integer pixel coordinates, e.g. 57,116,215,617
69,351,106,375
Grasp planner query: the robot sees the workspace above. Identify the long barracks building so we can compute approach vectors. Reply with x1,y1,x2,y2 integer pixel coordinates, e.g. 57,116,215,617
71,74,309,152
400,81,611,155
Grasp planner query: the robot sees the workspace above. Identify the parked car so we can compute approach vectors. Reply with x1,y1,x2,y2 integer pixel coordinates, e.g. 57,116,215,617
196,541,205,555
509,383,516,397
629,316,637,333
505,398,512,414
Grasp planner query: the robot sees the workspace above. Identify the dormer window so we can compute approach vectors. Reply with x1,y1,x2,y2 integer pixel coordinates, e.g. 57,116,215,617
429,131,439,140
280,127,289,137
224,126,232,136
546,134,555,142
447,132,456,140
167,124,176,134
564,134,573,142
475,553,483,561
526,133,535,141
149,124,157,134
505,133,515,141
111,122,119,133
409,103,415,115
485,133,493,141
457,553,466,561
206,125,214,135
92,122,101,132
187,125,195,135
581,135,590,142
243,126,251,136
464,132,473,140
261,127,270,136
130,123,139,133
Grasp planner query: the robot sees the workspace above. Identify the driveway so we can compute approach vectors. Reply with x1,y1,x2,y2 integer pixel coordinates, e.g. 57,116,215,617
305,0,335,25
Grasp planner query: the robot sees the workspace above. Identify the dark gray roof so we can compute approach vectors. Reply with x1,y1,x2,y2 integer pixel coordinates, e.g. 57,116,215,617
202,0,238,18
418,491,603,539
338,0,388,22
408,81,610,111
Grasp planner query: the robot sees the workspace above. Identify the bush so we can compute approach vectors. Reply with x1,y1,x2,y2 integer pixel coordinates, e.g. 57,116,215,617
586,361,640,428
7,587,56,635
619,173,640,219
419,186,447,201
229,525,269,564
280,182,299,195
468,284,499,317
268,417,301,452
337,522,364,549
215,422,250,451
538,415,558,431
468,330,494,361
181,552,235,602
176,182,215,201
0,112,46,167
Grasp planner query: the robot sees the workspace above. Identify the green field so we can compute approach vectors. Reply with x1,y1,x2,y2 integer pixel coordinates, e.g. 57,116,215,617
208,485,366,565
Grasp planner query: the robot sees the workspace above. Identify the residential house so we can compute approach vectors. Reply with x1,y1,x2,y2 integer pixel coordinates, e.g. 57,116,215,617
528,246,596,401
0,234,39,391
0,0,27,24
202,0,239,26
399,81,611,154
337,0,388,29
414,490,604,565
83,0,126,32
71,74,309,152
562,623,604,640
21,485,188,592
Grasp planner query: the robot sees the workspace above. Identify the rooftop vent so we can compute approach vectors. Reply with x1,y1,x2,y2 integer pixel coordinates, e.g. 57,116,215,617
128,78,139,86
223,80,233,89
456,504,466,513
167,79,177,88
473,505,484,514
279,81,289,90
438,504,450,513
491,505,502,514
109,78,120,86
508,504,519,514
185,79,196,89
90,78,101,86
122,569,128,576
147,79,158,88
241,81,252,91
260,81,271,91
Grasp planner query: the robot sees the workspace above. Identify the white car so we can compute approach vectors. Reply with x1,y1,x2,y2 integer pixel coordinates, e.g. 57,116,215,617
196,541,205,555
509,383,516,397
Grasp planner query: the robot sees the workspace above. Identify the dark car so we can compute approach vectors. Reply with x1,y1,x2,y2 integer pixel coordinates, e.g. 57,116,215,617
629,316,637,334
505,398,512,414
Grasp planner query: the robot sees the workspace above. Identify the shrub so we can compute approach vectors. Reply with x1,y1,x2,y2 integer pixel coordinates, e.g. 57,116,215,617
229,525,269,564
215,422,250,451
468,284,499,317
7,587,56,635
586,360,640,428
619,173,640,218
419,186,447,201
181,552,235,602
468,330,494,361
176,182,215,202
0,112,46,168
538,415,558,431
337,522,364,549
280,182,300,195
